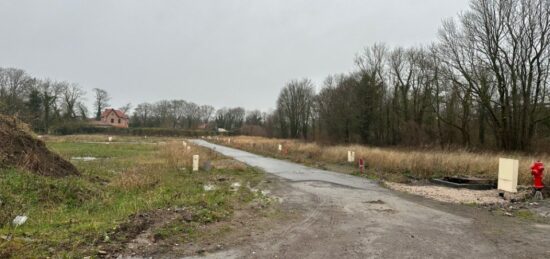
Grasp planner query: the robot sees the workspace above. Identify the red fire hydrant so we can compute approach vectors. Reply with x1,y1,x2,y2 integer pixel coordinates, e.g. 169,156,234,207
531,161,545,190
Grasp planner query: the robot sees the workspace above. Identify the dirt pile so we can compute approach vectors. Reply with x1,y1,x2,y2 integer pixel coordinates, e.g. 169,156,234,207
0,115,79,177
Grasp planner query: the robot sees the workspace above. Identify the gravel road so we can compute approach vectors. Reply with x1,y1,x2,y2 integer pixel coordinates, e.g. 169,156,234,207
189,140,550,258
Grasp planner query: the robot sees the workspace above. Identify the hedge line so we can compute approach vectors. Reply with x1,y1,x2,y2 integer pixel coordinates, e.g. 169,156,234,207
51,123,221,137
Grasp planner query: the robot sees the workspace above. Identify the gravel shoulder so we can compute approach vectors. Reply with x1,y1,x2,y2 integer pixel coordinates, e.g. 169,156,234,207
384,182,505,205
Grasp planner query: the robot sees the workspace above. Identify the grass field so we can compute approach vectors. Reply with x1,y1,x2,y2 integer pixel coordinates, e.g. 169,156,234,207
211,136,549,186
0,135,266,258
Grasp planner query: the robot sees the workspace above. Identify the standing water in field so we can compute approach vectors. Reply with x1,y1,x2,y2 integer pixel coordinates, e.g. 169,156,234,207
71,156,99,161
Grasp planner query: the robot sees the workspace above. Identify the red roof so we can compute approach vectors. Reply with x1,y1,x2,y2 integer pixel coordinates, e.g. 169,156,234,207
101,108,129,119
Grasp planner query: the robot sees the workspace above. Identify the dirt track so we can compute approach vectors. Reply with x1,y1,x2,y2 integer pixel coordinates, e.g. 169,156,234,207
182,140,550,258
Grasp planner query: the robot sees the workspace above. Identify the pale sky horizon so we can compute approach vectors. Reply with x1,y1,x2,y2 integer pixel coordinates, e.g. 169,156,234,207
0,0,470,112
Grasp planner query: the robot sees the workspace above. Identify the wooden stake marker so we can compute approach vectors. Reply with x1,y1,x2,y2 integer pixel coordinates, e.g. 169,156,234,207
193,155,199,172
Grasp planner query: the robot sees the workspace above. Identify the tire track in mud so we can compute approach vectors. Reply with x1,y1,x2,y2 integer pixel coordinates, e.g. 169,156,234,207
268,187,327,255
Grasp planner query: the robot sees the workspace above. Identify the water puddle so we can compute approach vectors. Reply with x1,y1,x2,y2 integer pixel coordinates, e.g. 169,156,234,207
71,156,99,161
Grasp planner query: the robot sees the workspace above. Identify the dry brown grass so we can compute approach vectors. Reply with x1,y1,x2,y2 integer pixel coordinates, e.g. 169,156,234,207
211,159,248,171
110,139,246,191
110,140,220,191
161,140,213,168
110,168,161,191
217,136,549,185
159,140,246,171
160,140,191,169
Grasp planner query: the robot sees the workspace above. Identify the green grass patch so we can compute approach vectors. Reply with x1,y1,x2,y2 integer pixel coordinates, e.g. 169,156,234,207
0,138,263,258
515,210,535,220
47,142,157,159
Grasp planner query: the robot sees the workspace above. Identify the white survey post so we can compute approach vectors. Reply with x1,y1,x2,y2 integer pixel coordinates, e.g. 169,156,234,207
347,151,355,162
498,158,519,193
278,144,282,152
193,155,199,172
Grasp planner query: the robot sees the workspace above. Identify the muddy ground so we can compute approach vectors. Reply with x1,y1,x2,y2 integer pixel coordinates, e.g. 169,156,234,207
111,176,297,258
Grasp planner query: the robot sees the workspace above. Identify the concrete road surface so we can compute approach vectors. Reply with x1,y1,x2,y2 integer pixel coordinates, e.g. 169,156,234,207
191,140,550,258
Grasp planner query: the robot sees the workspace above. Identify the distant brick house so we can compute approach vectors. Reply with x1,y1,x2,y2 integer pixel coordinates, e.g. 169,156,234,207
100,108,129,128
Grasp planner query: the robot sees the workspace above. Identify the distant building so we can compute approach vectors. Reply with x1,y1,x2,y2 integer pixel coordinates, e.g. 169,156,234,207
100,108,129,128
197,123,209,130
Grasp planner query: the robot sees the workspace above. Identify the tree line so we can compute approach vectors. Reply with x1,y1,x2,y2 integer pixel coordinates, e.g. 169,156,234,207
0,66,267,134
0,67,137,132
264,0,550,151
131,100,270,133
0,67,87,132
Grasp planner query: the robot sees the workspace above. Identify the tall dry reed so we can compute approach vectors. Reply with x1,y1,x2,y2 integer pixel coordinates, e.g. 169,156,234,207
219,136,548,185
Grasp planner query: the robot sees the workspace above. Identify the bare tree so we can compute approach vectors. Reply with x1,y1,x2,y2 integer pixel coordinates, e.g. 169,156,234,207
93,88,110,120
119,103,132,114
199,105,215,124
132,102,153,127
276,79,315,139
245,110,263,125
77,102,89,119
215,107,245,131
39,80,64,131
61,82,85,119
0,68,34,115
439,0,550,150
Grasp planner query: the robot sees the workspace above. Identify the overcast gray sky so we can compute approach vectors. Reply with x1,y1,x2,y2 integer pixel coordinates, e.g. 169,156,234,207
0,0,470,112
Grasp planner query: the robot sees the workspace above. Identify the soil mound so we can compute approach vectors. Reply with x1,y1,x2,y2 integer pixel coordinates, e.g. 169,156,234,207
0,115,79,177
